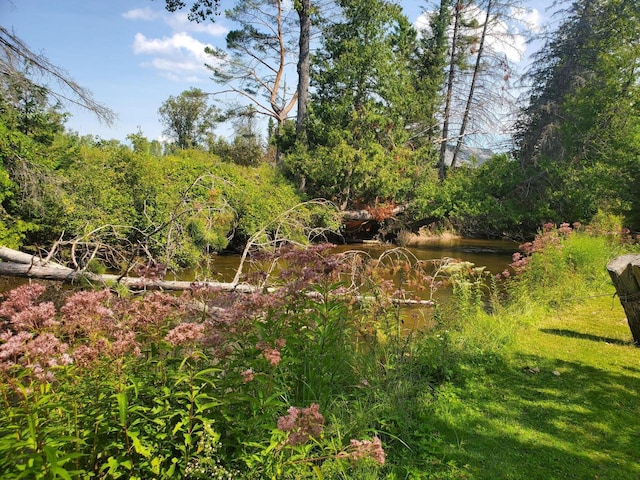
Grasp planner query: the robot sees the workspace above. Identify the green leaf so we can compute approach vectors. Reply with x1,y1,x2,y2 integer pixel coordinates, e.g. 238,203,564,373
172,421,184,436
115,392,128,426
127,431,152,458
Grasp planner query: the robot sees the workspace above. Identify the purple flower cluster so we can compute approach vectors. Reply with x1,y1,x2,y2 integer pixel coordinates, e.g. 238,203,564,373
0,282,205,382
277,403,325,446
348,436,385,465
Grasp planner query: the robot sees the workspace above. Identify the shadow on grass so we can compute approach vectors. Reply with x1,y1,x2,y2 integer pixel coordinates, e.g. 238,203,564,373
417,354,640,479
539,328,633,346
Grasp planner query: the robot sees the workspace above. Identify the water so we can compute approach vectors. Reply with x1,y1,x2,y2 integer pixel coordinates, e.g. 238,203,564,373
170,238,518,284
0,239,519,331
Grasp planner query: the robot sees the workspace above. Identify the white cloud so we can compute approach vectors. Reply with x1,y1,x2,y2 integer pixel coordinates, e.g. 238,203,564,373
165,12,228,37
125,7,228,82
122,8,161,21
133,32,215,81
133,32,209,60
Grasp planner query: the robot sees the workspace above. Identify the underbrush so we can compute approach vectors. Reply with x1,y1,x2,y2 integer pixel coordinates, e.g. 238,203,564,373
1,224,638,479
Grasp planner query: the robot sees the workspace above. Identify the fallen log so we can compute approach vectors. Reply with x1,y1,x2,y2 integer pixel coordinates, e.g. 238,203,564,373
0,246,67,269
0,261,258,293
0,246,435,306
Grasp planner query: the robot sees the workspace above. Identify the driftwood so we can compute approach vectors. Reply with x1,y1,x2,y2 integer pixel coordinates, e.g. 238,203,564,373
0,246,435,306
0,247,257,293
607,254,640,344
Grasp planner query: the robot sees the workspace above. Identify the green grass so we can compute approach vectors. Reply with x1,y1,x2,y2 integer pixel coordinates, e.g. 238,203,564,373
420,295,640,479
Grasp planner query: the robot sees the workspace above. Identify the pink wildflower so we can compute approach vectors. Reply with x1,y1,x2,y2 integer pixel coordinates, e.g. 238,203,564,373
0,284,47,321
60,289,114,339
263,348,281,366
349,436,385,465
11,302,57,332
109,330,140,358
0,331,33,362
241,368,255,383
277,403,325,446
22,333,72,382
558,222,573,236
164,322,205,347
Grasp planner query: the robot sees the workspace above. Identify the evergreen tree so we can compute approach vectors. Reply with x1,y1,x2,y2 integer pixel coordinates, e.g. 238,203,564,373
288,0,421,209
514,0,640,225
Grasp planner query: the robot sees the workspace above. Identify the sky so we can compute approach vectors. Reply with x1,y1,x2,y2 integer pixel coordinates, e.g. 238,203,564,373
2,0,557,144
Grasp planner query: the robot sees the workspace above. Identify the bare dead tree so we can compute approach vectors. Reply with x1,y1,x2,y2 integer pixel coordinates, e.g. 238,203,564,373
0,26,115,125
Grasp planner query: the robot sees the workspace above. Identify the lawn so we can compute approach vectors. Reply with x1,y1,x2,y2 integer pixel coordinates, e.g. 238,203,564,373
423,295,640,479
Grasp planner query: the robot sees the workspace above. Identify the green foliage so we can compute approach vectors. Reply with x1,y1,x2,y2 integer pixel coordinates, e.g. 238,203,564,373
513,0,640,230
289,0,433,210
284,138,418,209
2,130,318,267
158,88,221,150
412,154,558,237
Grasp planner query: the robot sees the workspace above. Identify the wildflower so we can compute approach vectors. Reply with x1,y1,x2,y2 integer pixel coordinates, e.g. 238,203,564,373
21,333,71,382
165,322,205,347
109,330,140,358
241,368,254,383
558,222,573,236
60,289,113,339
277,403,325,446
0,284,47,320
349,436,385,465
257,339,284,366
11,302,57,332
263,348,281,367
0,331,33,362
72,339,108,369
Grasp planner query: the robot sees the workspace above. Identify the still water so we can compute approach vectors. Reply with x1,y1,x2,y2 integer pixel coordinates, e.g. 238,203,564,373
168,238,519,331
0,239,519,330
186,238,519,284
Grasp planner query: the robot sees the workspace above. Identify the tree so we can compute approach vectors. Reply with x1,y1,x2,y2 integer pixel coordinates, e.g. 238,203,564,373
203,0,299,164
295,0,312,139
158,87,221,150
0,26,114,125
514,0,598,167
157,0,319,148
409,0,450,150
287,0,421,209
450,0,522,169
415,0,525,179
514,0,640,225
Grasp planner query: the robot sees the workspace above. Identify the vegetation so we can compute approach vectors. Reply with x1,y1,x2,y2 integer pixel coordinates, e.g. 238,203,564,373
2,1,640,477
1,221,639,478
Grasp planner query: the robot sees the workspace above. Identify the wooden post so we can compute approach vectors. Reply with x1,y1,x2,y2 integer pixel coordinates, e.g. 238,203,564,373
606,254,640,345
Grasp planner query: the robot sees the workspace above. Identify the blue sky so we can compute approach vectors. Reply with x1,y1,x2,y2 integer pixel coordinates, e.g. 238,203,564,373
3,0,555,144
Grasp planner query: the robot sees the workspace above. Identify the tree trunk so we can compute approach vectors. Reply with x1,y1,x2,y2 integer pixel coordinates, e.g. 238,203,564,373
451,0,492,169
0,246,435,306
607,254,640,345
296,0,311,138
0,261,258,293
438,0,463,180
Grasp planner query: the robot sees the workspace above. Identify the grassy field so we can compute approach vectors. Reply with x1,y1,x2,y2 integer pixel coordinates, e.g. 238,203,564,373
423,293,640,479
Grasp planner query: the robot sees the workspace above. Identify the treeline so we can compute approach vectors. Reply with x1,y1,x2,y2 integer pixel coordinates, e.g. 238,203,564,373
1,0,640,265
